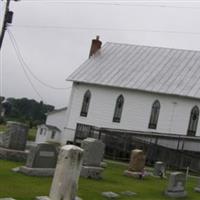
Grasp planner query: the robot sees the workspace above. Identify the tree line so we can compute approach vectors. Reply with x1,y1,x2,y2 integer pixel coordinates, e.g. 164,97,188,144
0,97,54,127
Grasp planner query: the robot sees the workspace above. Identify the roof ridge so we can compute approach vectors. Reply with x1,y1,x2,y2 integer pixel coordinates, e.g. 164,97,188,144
106,41,200,53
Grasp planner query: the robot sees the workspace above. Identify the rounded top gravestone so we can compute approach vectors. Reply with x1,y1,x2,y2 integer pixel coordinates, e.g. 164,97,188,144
81,138,105,167
128,149,146,172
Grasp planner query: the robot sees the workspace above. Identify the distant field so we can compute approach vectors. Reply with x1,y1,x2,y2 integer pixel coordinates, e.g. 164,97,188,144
0,124,37,141
0,160,199,200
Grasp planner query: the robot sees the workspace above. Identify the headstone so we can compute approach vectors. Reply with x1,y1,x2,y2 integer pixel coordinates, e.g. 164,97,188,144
128,149,145,172
26,143,58,168
82,138,105,166
36,145,84,200
1,121,29,151
165,172,187,198
80,138,105,179
153,161,165,178
120,191,137,196
17,143,58,176
124,149,147,178
102,192,119,199
194,178,200,192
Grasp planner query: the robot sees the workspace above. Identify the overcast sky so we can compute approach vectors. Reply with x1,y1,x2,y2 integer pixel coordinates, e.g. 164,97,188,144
1,0,200,108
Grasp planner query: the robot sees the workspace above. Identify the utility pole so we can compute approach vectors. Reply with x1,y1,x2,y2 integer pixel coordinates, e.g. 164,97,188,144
0,0,19,123
0,0,19,51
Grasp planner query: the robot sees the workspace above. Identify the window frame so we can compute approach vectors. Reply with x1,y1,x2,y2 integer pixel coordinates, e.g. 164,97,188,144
80,90,91,117
187,106,199,137
113,95,124,123
148,100,160,129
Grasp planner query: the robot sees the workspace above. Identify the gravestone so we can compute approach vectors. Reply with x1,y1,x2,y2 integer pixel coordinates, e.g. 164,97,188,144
1,121,29,151
80,138,105,179
194,178,200,192
165,172,187,197
36,145,84,200
124,149,147,178
153,161,165,178
18,143,58,176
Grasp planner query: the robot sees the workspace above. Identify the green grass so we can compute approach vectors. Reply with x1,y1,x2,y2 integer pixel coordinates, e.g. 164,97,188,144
0,160,199,200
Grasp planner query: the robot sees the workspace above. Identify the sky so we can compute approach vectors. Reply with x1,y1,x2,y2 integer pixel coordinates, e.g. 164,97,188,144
2,0,200,108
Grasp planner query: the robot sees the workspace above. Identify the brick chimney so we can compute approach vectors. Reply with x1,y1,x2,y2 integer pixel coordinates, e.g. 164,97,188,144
89,36,102,58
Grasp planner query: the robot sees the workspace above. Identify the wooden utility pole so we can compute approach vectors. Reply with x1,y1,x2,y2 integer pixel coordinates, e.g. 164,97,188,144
0,0,19,51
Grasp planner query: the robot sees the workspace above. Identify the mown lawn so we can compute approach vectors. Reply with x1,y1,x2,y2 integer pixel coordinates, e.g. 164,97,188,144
0,160,199,200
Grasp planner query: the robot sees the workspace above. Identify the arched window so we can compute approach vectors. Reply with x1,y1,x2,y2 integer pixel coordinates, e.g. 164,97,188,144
80,90,91,117
113,95,124,123
187,106,199,136
148,100,160,129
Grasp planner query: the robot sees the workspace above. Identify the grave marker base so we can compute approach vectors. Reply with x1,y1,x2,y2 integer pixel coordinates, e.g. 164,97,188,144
123,170,150,178
194,187,200,192
81,166,103,179
16,166,55,176
36,196,82,200
0,147,28,162
165,190,187,198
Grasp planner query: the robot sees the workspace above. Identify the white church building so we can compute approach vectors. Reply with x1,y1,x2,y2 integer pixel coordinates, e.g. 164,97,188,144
61,36,200,154
36,36,200,157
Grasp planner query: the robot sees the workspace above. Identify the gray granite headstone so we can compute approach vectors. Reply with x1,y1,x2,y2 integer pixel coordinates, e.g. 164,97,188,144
81,138,105,179
26,143,58,168
81,137,105,166
153,161,165,177
1,121,29,151
165,172,187,197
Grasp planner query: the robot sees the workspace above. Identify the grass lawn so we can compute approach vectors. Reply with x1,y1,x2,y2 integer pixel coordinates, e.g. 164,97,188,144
0,160,199,200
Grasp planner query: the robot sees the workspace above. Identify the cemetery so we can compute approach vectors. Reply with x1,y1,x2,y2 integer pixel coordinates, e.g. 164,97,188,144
1,122,200,200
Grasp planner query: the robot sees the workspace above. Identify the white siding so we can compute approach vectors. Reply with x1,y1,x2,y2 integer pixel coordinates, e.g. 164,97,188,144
35,126,61,144
46,109,67,131
63,82,200,143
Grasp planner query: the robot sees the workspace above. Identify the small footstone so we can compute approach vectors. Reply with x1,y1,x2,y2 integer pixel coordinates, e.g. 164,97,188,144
121,191,137,196
36,196,82,200
0,198,16,200
102,192,119,199
11,167,20,173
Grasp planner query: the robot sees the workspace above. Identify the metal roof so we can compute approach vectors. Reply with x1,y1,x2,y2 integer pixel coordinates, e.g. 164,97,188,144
67,42,200,99
47,107,67,116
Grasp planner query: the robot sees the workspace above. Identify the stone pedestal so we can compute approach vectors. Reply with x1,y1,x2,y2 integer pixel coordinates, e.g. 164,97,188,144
36,145,84,200
123,170,150,178
81,138,105,179
0,147,28,162
17,166,55,177
165,172,187,198
81,166,103,179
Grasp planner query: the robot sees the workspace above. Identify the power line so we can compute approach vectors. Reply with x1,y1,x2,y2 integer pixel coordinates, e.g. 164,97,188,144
7,29,44,100
17,1,200,10
10,25,200,36
7,28,71,90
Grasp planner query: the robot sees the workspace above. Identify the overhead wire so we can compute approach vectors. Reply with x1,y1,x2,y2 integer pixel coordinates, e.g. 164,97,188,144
7,28,71,90
7,29,44,101
17,1,200,10
10,24,200,36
